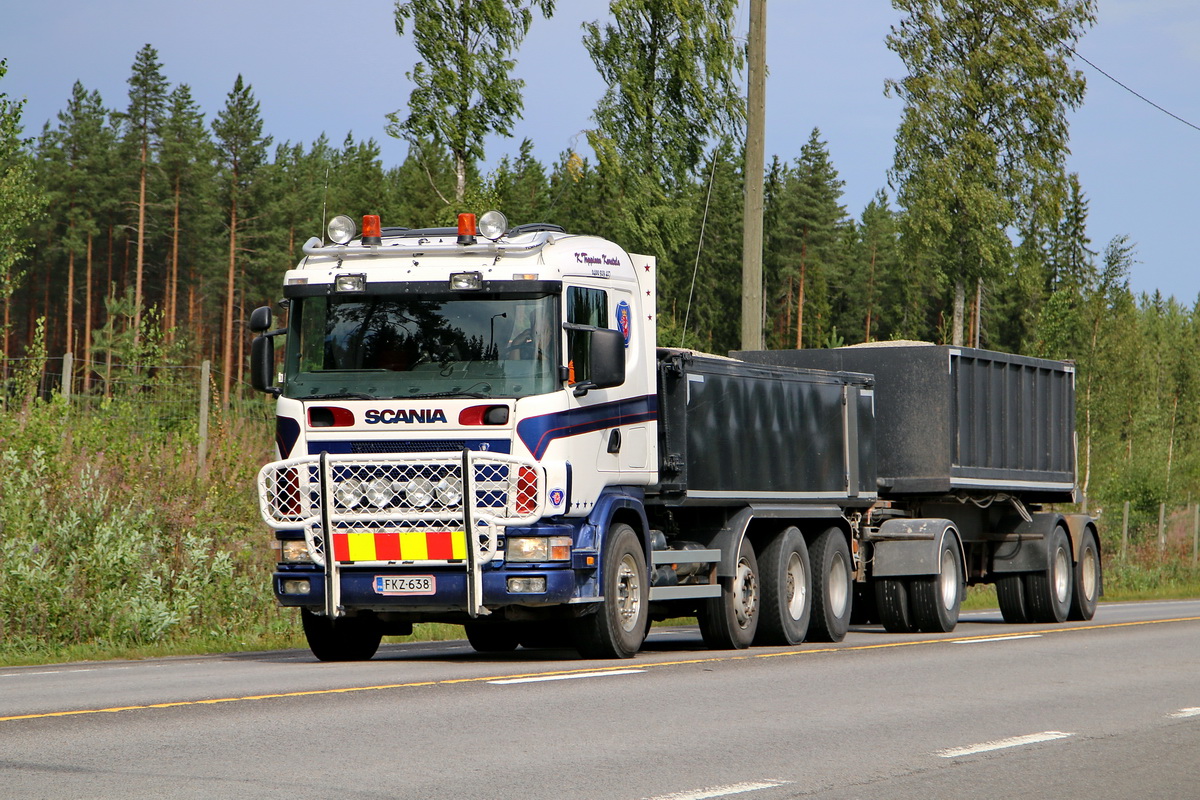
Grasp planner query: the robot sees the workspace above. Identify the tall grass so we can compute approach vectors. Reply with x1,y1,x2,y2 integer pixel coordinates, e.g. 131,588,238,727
0,383,300,664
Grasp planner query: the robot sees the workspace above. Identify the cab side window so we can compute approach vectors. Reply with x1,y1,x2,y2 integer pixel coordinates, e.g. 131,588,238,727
566,286,608,384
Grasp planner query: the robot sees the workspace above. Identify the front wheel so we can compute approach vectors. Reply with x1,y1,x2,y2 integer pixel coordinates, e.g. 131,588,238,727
699,536,760,649
573,523,648,659
754,527,811,646
300,608,382,662
809,527,852,643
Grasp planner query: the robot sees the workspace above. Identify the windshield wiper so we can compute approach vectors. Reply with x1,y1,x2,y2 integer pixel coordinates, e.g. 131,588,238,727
297,392,378,401
404,382,494,400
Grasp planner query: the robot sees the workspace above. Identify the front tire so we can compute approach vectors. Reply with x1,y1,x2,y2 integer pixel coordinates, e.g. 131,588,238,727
573,523,648,659
754,527,811,646
809,527,852,643
699,536,760,649
301,608,382,662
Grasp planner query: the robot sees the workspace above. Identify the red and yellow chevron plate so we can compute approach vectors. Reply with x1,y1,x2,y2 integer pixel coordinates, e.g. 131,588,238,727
331,530,467,563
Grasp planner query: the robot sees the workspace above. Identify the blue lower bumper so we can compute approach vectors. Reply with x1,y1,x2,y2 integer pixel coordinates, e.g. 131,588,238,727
274,565,580,611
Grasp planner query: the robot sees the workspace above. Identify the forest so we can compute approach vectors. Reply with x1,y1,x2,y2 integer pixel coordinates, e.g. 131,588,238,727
0,1,1196,658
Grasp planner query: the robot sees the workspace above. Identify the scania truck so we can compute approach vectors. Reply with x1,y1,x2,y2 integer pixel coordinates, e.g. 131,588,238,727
250,211,1100,660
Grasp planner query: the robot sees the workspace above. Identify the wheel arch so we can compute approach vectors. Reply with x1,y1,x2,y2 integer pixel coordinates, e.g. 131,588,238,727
871,518,963,578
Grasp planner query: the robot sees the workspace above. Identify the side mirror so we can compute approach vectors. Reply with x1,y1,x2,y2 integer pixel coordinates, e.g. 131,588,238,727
572,328,626,397
250,334,278,395
249,305,273,334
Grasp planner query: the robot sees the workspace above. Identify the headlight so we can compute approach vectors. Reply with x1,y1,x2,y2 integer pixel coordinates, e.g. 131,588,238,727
406,477,434,508
506,536,572,563
280,540,312,563
334,478,366,509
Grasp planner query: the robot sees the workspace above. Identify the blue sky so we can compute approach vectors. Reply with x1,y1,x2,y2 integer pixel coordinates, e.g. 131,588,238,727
3,1,1198,303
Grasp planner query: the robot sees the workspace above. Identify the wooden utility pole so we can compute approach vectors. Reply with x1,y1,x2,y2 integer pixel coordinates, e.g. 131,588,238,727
740,0,766,351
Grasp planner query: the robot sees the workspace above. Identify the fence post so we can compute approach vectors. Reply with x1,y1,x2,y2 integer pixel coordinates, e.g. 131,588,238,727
198,360,211,478
62,351,73,400
1122,501,1130,560
1158,502,1166,557
1193,504,1198,567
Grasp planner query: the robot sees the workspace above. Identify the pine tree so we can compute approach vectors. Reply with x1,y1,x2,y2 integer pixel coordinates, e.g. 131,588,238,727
118,44,169,344
159,83,214,345
211,74,271,406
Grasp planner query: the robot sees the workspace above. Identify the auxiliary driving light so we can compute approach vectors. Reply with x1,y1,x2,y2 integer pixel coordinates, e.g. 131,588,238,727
335,273,366,293
328,214,356,245
478,210,508,240
406,477,435,508
506,577,547,594
450,271,483,291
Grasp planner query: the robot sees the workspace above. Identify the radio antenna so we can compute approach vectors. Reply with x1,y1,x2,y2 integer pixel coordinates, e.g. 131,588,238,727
320,166,330,245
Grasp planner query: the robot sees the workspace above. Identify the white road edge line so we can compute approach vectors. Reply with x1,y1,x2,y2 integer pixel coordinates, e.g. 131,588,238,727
643,780,790,800
953,634,1043,644
1169,708,1200,719
937,731,1073,758
489,669,646,685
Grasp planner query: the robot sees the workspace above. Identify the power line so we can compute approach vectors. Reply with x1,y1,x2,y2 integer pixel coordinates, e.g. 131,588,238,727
1013,3,1200,135
1070,47,1200,135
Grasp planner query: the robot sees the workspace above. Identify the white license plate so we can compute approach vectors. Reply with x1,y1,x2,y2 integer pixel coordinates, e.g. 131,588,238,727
374,575,436,596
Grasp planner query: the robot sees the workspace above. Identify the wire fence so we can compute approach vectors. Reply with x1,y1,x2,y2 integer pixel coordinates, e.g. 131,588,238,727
0,353,273,425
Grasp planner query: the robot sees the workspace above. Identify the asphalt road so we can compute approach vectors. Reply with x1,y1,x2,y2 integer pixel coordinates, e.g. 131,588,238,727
2,600,1199,800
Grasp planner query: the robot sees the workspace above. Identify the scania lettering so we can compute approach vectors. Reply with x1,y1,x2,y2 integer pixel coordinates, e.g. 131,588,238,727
251,210,1101,661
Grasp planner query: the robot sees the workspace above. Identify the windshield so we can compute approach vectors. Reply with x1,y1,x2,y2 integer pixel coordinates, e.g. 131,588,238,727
283,293,559,400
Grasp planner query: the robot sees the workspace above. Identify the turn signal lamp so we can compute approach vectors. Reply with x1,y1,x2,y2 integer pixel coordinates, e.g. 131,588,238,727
362,214,382,245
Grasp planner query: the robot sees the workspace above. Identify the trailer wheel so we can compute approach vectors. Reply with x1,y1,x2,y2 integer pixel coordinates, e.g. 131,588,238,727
995,574,1029,624
874,578,914,633
1025,525,1072,623
808,527,852,643
754,527,811,646
910,534,963,633
573,523,648,659
300,608,382,661
1068,528,1100,621
699,536,760,649
464,622,522,653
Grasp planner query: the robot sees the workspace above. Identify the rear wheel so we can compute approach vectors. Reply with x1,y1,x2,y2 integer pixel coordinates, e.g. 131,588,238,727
573,524,648,659
699,536,760,649
1068,528,1100,621
995,574,1029,623
809,527,852,643
301,608,382,662
909,534,963,633
875,578,914,633
754,527,811,646
1026,526,1072,623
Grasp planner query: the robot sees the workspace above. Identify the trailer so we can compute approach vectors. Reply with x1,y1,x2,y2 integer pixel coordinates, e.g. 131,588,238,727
250,212,1100,661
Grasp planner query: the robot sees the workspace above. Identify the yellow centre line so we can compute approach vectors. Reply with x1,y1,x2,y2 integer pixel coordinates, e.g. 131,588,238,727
4,615,1198,723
